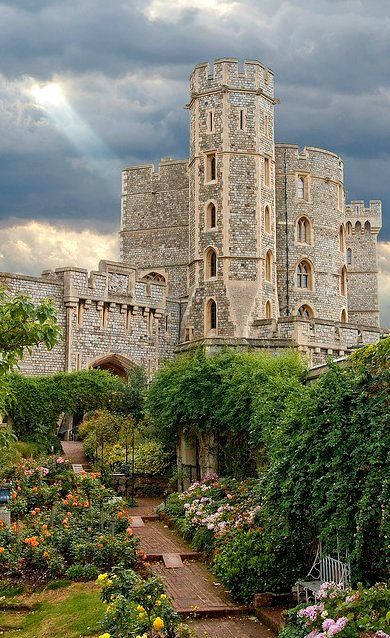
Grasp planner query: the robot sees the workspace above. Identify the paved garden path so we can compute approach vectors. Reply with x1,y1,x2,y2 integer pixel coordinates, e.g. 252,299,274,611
129,498,275,638
61,441,89,468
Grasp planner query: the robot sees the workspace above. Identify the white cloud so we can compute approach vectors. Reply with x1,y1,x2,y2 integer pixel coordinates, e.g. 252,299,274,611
145,0,238,22
0,221,118,276
378,241,390,329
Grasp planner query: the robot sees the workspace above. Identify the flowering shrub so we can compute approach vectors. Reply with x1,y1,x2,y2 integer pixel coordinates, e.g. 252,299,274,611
165,474,262,552
98,567,193,638
0,459,141,583
279,582,390,638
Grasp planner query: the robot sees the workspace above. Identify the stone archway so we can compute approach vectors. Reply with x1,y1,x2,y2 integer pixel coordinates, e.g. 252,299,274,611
89,353,135,380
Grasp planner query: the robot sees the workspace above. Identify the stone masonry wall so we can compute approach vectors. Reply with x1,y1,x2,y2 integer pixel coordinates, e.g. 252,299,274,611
345,200,381,326
275,144,348,322
0,261,179,378
0,272,66,374
183,58,279,342
120,159,189,300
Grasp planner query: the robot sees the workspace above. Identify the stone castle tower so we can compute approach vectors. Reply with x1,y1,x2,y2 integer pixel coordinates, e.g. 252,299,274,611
0,57,384,378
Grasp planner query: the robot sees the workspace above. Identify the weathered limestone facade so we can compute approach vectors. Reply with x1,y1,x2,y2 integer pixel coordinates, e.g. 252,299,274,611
0,58,384,376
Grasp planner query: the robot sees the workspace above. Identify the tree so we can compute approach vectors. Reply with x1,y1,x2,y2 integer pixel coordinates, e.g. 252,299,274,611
0,286,61,459
0,287,61,377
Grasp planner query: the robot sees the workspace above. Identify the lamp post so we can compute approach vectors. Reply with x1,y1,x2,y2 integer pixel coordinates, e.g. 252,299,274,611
0,484,12,526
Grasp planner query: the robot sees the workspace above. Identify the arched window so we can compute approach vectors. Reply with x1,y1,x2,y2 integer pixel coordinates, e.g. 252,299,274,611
206,202,217,229
265,300,271,319
296,216,311,244
346,221,352,237
297,304,314,319
339,225,345,252
340,266,347,296
347,248,352,265
205,248,217,279
206,153,216,182
355,221,361,233
206,299,217,333
265,250,272,282
340,309,347,323
364,220,371,233
264,206,271,233
297,176,305,199
296,260,313,289
143,271,166,283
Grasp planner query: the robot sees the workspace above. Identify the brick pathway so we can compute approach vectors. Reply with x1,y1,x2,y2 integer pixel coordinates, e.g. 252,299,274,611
61,441,89,467
129,498,274,638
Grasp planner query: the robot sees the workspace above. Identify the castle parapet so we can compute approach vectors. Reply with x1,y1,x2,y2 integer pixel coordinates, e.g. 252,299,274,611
345,200,382,231
190,58,274,99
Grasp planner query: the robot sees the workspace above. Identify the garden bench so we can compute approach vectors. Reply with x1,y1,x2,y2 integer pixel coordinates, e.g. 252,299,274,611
295,545,351,602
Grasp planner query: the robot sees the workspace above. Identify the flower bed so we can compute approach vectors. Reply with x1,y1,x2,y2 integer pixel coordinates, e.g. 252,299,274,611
98,567,193,638
0,457,141,584
279,582,390,638
163,474,270,602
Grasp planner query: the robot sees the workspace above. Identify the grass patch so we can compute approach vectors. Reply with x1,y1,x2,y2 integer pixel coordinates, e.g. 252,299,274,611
0,582,104,637
46,579,72,590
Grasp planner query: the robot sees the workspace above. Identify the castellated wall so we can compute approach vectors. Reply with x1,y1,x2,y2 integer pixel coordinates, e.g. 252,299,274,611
184,58,279,342
120,159,189,300
0,261,179,377
275,144,347,322
345,200,381,327
0,272,66,375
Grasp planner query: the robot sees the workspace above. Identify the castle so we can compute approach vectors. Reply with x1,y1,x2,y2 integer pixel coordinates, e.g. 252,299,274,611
0,58,383,378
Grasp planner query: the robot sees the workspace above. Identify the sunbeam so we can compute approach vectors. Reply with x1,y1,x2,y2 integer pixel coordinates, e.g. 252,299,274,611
28,81,121,189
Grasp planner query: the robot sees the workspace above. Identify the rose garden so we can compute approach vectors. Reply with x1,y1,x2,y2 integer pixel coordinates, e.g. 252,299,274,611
0,288,388,638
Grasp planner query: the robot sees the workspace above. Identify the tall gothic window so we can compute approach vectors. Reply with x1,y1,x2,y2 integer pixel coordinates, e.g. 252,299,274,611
296,260,313,289
296,216,311,244
264,205,271,233
265,250,272,282
206,202,217,229
206,153,216,182
347,248,352,265
265,300,271,319
206,299,217,333
340,266,347,296
205,248,217,279
339,225,346,252
346,221,352,237
297,176,306,199
364,220,371,233
340,309,347,323
264,157,270,187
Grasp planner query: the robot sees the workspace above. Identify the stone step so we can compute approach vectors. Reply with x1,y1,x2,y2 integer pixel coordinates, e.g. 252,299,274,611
176,605,252,619
146,551,199,562
162,553,184,568
255,607,285,633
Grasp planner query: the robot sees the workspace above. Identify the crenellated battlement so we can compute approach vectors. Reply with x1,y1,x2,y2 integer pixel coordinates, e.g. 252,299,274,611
345,200,382,231
275,143,343,164
189,58,274,98
122,158,188,196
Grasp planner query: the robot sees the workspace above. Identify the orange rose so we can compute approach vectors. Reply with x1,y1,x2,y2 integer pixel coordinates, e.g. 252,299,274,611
126,527,133,536
0,547,5,553
43,551,49,558
33,486,38,493
31,511,37,516
117,511,124,519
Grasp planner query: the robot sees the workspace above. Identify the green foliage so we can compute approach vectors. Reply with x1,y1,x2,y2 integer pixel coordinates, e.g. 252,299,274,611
260,338,390,588
65,563,98,582
0,287,61,378
147,349,306,478
99,567,193,638
5,368,143,449
0,458,141,584
280,582,390,638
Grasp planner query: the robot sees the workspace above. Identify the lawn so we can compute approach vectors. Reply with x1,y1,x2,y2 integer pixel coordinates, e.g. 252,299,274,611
0,582,105,637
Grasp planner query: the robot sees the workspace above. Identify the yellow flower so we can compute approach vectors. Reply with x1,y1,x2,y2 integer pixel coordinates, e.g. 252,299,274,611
147,595,152,600
136,604,145,612
106,579,113,586
153,617,164,631
97,573,108,582
160,594,167,600
156,600,161,606
98,634,110,638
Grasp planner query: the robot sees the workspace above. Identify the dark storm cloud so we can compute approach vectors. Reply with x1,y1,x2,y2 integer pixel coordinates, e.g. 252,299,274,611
0,0,389,238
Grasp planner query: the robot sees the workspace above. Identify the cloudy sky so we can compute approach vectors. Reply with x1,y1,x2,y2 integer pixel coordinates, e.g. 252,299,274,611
0,0,389,324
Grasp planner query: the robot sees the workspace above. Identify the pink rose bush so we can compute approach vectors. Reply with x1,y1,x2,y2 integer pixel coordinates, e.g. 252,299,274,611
280,582,389,638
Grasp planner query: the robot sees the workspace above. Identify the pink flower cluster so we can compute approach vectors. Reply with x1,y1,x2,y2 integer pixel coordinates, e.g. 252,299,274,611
298,603,324,622
317,582,345,600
